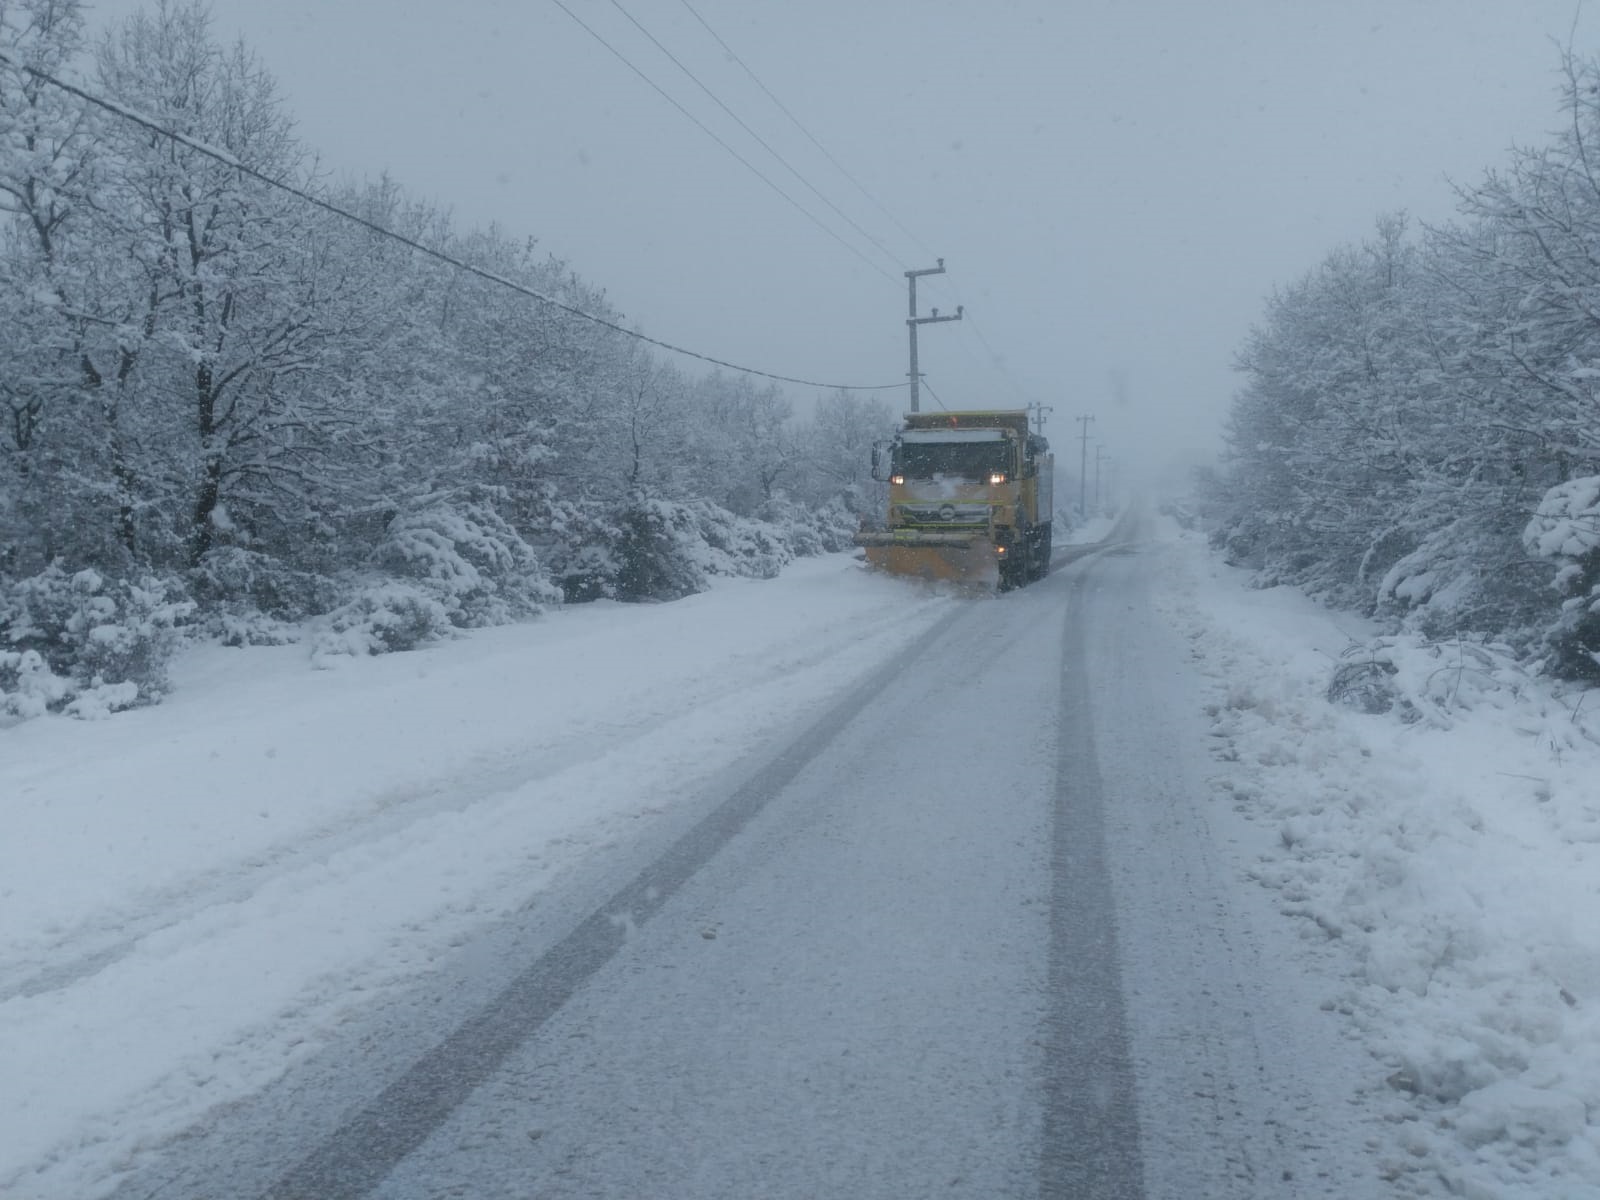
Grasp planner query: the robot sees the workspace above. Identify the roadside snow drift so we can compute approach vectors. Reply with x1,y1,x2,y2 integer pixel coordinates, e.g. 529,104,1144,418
1157,522,1600,1197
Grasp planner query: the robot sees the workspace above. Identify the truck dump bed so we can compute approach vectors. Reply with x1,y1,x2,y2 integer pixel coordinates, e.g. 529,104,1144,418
902,410,1030,438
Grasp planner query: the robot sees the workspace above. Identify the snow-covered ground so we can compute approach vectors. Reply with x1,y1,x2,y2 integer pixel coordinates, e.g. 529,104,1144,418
1159,522,1600,1197
3,518,1598,1197
0,558,956,1200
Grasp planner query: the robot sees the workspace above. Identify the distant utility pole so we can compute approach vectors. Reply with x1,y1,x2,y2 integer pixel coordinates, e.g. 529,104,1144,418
1077,414,1095,516
1095,445,1109,509
1027,402,1054,434
905,259,962,413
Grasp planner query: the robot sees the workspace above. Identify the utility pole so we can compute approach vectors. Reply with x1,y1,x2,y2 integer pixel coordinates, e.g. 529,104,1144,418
1095,445,1109,510
905,260,962,413
1076,414,1094,516
1027,402,1054,434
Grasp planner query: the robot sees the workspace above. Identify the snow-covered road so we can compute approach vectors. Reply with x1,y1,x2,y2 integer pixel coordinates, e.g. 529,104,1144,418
4,525,1402,1200
11,516,1600,1198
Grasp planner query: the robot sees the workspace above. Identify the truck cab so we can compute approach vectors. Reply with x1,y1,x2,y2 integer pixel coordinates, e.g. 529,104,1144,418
859,410,1053,589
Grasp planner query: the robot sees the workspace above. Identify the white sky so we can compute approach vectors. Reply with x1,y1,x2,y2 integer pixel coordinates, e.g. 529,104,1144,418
82,0,1600,468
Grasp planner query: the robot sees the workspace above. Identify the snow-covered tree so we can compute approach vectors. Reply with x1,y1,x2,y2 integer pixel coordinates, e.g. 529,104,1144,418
0,0,115,570
793,387,897,516
0,0,881,718
1212,49,1600,671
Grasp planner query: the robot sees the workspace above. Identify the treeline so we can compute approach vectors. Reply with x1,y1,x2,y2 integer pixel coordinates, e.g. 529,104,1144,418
1205,49,1600,683
0,0,895,717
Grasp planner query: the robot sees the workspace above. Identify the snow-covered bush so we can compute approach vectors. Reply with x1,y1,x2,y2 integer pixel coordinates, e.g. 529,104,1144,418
1523,476,1600,683
608,495,848,600
5,563,98,675
1326,650,1405,717
541,493,854,605
554,543,621,604
0,565,193,719
64,681,144,721
0,649,70,722
188,547,338,642
311,581,454,661
614,496,707,602
202,609,302,649
542,496,722,604
310,498,560,661
71,576,193,697
373,498,560,626
757,494,858,556
690,499,792,580
538,500,625,603
1328,635,1529,728
1375,512,1547,646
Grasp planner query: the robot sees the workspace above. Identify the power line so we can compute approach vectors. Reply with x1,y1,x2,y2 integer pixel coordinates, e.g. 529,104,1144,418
925,269,1042,406
677,0,940,266
0,51,909,393
962,307,1037,405
604,0,907,278
547,0,900,289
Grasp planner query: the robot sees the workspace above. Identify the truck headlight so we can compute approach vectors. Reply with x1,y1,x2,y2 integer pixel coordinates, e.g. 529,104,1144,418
989,472,1007,485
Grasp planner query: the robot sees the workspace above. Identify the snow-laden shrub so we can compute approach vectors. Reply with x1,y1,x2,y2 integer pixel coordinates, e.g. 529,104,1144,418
542,494,854,606
773,511,827,559
71,577,192,697
1525,475,1600,562
1326,651,1404,717
5,563,95,674
189,547,338,629
615,497,707,602
1523,476,1600,682
311,498,559,661
757,494,858,556
1376,515,1546,645
1211,518,1264,570
690,499,792,580
1328,635,1529,727
0,650,70,722
814,496,863,553
538,500,625,603
204,609,301,649
373,498,559,626
311,581,454,661
611,495,842,600
0,565,192,718
555,541,620,603
64,682,143,721
541,496,714,604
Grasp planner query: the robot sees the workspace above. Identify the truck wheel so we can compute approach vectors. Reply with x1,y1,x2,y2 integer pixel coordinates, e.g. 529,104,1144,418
1008,525,1032,590
998,552,1021,591
1031,525,1053,581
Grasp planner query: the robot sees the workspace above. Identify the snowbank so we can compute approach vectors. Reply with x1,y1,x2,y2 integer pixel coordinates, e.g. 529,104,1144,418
1154,520,1600,1197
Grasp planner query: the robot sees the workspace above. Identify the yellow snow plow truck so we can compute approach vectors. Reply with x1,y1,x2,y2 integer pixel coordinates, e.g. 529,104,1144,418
855,409,1054,589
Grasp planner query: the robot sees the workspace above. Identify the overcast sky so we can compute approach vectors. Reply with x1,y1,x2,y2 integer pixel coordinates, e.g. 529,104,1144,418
83,0,1600,469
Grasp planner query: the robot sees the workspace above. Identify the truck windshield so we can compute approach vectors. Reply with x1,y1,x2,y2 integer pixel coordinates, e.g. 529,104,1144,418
894,440,1010,479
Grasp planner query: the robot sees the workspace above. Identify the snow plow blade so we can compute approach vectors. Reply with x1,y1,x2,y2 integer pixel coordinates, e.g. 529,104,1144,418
854,531,1002,588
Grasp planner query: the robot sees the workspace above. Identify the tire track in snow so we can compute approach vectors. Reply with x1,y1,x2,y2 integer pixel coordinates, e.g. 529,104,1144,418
253,603,967,1200
1040,556,1147,1199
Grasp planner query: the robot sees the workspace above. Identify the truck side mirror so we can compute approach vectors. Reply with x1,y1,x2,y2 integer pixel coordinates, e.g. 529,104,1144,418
870,442,891,482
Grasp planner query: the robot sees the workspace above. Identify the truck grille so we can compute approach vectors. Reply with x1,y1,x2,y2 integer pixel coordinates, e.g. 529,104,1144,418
896,502,991,526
